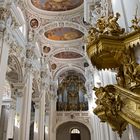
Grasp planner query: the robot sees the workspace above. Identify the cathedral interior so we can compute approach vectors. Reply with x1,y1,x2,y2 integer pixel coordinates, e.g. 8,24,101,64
0,0,140,140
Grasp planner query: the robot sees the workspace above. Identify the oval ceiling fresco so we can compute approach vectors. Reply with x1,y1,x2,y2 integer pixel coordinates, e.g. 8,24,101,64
54,52,82,59
44,27,84,41
31,0,83,11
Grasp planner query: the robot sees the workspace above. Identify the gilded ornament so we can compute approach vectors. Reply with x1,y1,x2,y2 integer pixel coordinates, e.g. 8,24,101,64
93,85,127,137
130,16,140,31
130,6,140,31
107,13,125,35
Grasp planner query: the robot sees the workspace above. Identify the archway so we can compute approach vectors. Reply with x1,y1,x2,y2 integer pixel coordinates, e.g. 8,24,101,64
56,121,91,140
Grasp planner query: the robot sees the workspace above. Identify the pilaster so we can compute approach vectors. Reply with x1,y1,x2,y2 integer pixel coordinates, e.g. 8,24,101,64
6,101,16,140
19,59,34,140
0,7,11,117
13,84,24,140
49,81,58,140
34,102,39,140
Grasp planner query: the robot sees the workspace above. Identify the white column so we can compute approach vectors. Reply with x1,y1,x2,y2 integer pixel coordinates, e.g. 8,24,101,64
49,81,58,140
45,113,49,140
99,69,116,86
14,89,23,140
112,0,140,31
122,0,140,28
128,125,140,140
0,41,10,117
19,71,33,140
49,82,57,140
0,7,11,117
34,104,39,140
6,101,16,140
49,96,56,140
38,89,46,140
134,45,140,64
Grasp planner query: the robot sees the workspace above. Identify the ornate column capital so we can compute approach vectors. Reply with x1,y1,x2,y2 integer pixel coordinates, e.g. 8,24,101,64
14,89,24,97
0,7,10,32
49,92,57,101
24,46,37,73
40,70,50,89
4,100,16,110
12,83,24,97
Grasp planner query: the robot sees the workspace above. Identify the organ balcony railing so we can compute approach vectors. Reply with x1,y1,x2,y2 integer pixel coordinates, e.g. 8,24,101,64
86,13,140,137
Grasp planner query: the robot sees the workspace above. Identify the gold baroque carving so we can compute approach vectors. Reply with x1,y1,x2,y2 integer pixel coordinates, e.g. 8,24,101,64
88,13,140,137
93,85,127,137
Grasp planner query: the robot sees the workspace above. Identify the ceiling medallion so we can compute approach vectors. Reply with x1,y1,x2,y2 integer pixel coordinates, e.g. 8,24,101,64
30,18,39,28
51,63,57,70
43,46,51,53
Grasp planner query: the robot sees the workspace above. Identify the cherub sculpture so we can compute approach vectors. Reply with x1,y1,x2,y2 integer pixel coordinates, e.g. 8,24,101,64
96,16,107,34
87,27,98,45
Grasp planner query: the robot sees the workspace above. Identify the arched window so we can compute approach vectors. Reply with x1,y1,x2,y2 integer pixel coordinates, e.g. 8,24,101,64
71,128,81,140
71,128,80,134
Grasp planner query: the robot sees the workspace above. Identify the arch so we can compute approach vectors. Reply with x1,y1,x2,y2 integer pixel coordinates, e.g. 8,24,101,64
56,121,92,140
53,65,85,81
6,55,23,83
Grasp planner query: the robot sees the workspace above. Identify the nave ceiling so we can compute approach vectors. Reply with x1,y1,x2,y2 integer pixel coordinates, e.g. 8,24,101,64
23,0,90,80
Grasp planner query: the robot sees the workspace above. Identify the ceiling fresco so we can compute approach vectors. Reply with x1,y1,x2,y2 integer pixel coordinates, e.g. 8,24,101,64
54,52,82,59
44,27,84,41
31,0,83,11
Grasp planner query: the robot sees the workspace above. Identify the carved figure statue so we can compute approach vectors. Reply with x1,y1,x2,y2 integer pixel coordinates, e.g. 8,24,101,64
87,13,125,47
121,54,140,86
96,16,107,34
94,85,122,116
132,63,140,84
107,13,125,35
87,27,97,45
93,85,126,137
0,7,10,21
116,66,125,87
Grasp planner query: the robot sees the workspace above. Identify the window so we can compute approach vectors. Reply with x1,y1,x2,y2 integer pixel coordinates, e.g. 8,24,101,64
71,128,80,134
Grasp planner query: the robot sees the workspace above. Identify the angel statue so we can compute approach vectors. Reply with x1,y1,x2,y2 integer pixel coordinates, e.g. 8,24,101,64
107,13,125,35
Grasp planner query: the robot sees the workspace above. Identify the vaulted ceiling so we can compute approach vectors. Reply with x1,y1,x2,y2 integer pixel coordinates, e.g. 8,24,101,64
24,0,89,80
